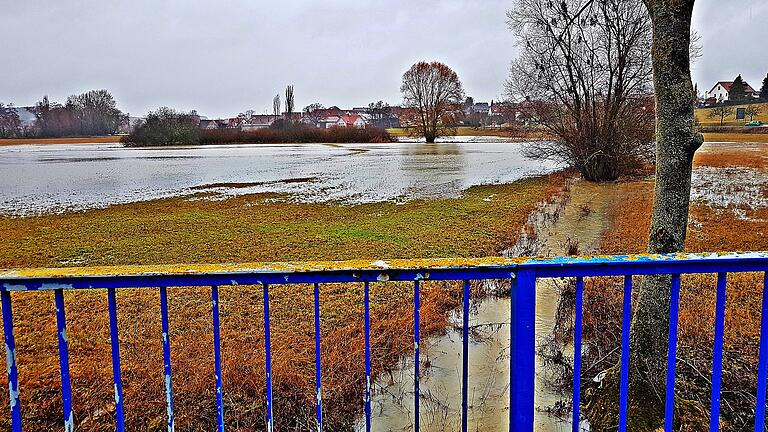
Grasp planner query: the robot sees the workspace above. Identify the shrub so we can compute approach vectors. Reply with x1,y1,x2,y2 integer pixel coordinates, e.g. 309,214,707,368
199,125,393,145
122,107,200,146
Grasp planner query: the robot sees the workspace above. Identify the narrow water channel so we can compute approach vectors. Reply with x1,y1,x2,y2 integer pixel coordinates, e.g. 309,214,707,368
358,181,617,431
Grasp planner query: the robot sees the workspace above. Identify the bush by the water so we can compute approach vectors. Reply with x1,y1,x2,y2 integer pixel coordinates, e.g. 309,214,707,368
199,126,393,144
123,119,394,146
122,107,200,146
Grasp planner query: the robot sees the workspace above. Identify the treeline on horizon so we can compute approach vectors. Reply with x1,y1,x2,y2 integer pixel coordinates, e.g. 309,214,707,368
121,107,393,146
0,90,126,138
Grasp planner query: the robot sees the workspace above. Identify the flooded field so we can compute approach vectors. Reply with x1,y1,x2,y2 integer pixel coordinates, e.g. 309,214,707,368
0,141,558,215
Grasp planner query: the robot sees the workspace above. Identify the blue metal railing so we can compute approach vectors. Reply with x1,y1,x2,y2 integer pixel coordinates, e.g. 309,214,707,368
2,252,768,431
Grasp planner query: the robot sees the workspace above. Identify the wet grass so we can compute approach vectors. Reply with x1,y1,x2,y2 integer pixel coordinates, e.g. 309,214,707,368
0,173,567,431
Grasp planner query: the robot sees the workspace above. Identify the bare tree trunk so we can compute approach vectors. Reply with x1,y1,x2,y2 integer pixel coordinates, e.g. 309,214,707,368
587,1,703,430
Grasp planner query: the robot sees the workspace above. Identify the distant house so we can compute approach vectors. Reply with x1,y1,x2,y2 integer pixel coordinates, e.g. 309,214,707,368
706,81,757,102
312,106,345,119
470,102,490,114
317,116,341,129
339,114,366,128
199,119,228,130
489,102,518,124
241,115,278,130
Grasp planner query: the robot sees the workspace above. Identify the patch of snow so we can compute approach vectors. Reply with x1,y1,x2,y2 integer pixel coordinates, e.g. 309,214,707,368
691,166,768,214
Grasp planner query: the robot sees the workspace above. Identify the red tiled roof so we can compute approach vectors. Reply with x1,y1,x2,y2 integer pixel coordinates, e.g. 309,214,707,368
711,81,756,93
340,114,360,125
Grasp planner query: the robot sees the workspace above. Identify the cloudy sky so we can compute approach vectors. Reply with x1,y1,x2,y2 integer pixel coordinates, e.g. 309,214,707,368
1,0,766,118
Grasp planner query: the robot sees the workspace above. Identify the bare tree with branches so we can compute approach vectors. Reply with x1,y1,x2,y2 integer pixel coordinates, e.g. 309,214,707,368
507,0,656,181
302,103,325,127
746,104,762,122
707,105,735,126
400,61,465,143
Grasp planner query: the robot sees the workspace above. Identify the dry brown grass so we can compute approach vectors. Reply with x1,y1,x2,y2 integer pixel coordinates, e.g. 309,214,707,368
695,143,768,170
0,136,123,146
0,173,567,430
703,133,768,144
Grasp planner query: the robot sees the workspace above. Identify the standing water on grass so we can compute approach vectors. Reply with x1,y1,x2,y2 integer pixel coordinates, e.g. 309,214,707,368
359,181,616,432
0,141,558,215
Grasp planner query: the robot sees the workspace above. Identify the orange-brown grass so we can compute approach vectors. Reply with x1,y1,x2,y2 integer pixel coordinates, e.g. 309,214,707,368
694,142,768,170
582,145,768,429
0,136,123,146
0,173,567,430
703,133,768,144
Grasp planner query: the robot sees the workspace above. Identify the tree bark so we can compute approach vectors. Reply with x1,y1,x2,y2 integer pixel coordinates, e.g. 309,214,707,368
587,1,703,430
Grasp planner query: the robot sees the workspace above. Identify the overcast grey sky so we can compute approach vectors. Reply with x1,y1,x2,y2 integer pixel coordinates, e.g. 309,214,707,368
1,1,766,118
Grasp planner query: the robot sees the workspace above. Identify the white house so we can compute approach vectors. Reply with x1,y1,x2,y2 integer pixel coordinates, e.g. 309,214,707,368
706,80,757,102
319,114,366,128
339,114,366,128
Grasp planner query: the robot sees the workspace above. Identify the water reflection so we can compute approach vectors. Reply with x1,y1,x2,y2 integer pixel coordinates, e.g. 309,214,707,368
0,142,558,215
396,143,465,201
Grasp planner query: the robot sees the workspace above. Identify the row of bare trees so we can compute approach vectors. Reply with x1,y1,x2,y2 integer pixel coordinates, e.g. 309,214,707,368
2,90,126,138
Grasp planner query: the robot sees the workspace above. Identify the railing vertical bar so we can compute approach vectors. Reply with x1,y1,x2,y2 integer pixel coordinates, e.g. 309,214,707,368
664,275,682,432
314,283,323,432
263,283,274,432
510,270,536,432
211,286,225,432
462,280,470,432
107,288,125,432
54,289,74,432
572,277,583,432
159,287,175,432
364,281,371,432
710,273,727,432
618,275,633,432
755,273,768,432
2,291,22,432
414,280,421,432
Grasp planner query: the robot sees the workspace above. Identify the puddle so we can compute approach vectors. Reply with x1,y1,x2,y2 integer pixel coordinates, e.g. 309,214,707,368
360,180,618,431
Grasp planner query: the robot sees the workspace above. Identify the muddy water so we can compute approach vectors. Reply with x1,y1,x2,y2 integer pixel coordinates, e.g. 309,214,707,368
0,141,558,215
360,181,618,431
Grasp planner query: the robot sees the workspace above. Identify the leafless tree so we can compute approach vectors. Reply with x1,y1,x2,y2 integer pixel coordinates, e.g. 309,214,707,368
400,61,465,142
367,100,393,128
506,0,656,181
302,103,325,126
65,89,125,135
707,105,735,126
272,94,281,118
745,104,763,122
0,102,22,138
284,85,295,120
